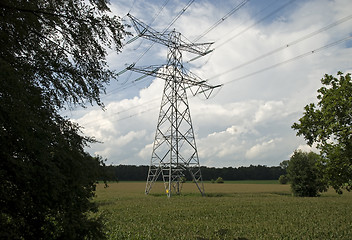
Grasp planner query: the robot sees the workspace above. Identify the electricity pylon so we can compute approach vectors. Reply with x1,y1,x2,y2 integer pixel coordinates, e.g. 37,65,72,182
126,14,221,197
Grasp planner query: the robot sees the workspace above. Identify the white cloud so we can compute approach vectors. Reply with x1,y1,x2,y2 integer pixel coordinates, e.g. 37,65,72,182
116,130,146,146
245,138,282,160
67,0,352,167
254,100,284,123
295,143,320,154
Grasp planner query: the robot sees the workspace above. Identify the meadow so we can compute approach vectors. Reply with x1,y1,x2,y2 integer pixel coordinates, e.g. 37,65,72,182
95,181,352,240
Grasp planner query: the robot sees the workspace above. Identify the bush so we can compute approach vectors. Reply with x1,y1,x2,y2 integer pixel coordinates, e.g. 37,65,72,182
215,177,224,183
287,150,328,197
278,175,289,184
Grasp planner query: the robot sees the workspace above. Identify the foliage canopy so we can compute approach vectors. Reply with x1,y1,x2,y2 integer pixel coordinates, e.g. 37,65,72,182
286,150,327,197
0,0,126,238
292,72,352,193
278,175,288,184
0,0,125,109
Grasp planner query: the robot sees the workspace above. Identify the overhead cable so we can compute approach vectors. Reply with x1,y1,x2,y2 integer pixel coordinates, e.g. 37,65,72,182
128,0,137,14
122,0,195,71
109,14,352,101
193,0,250,42
132,0,171,50
163,0,195,32
208,13,352,81
215,0,296,49
81,97,161,127
103,35,352,124
221,34,352,86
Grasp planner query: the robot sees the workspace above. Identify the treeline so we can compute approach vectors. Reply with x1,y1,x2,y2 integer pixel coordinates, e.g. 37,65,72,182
102,165,286,181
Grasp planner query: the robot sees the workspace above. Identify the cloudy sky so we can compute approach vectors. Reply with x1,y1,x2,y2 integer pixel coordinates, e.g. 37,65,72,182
62,0,352,167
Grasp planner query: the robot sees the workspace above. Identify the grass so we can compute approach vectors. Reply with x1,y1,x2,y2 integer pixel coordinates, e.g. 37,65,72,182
212,180,280,184
94,181,352,240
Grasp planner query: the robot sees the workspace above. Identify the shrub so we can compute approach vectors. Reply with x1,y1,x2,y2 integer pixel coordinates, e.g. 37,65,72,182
287,150,328,197
215,177,224,183
278,175,289,184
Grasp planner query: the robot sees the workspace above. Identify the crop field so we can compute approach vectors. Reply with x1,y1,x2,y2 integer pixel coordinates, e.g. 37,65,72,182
94,181,352,240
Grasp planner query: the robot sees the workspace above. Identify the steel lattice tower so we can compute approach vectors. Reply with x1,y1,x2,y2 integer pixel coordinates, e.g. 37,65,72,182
126,14,221,197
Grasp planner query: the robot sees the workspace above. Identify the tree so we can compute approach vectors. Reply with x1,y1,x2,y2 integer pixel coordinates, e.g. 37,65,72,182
292,72,352,193
279,160,289,170
278,175,289,184
0,0,126,238
0,0,126,109
215,177,224,183
286,150,328,197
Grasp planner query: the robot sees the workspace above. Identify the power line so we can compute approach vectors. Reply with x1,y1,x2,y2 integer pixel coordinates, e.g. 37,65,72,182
80,97,161,127
121,0,196,75
104,74,153,98
212,0,277,45
93,34,352,125
128,0,137,14
221,34,352,86
114,0,196,95
215,0,296,49
132,0,171,51
186,0,278,63
193,0,250,42
77,2,350,126
163,0,195,32
208,13,352,81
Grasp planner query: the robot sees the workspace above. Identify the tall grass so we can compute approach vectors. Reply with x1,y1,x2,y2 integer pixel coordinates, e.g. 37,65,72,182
95,182,352,240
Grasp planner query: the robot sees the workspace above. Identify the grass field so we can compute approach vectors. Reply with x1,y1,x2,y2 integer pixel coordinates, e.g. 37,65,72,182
94,181,352,240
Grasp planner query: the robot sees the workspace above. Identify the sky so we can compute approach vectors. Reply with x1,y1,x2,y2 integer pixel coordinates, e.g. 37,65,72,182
62,0,352,167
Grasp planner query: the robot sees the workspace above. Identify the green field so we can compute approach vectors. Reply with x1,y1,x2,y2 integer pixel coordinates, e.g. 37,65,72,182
95,182,352,240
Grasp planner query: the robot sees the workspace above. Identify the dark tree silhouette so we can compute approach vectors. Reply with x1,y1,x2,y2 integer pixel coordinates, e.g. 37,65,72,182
0,0,127,238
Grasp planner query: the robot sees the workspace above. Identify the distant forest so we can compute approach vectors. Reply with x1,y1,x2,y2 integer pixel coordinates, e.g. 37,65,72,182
102,165,286,181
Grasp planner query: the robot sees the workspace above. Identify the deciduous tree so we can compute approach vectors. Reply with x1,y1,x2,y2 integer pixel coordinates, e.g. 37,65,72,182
292,72,352,193
286,151,327,197
0,0,127,238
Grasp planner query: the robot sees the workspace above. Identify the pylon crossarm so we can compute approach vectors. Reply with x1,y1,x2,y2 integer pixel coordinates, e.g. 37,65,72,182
183,72,222,98
128,13,214,56
127,13,171,46
128,64,221,99
128,64,187,82
178,38,214,55
127,64,165,78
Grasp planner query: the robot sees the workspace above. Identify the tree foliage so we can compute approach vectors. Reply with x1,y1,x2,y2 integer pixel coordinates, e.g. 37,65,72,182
292,72,352,193
279,160,289,170
0,0,126,238
287,151,327,197
0,0,126,109
278,175,288,184
101,165,286,181
215,177,224,183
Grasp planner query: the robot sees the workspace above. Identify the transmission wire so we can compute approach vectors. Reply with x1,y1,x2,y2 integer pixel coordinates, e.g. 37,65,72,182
133,0,171,51
108,13,352,101
121,0,196,74
111,5,351,101
215,0,296,49
208,13,352,81
186,0,278,64
96,35,352,124
193,0,250,42
88,2,350,124
221,34,352,86
80,97,161,127
128,0,137,14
